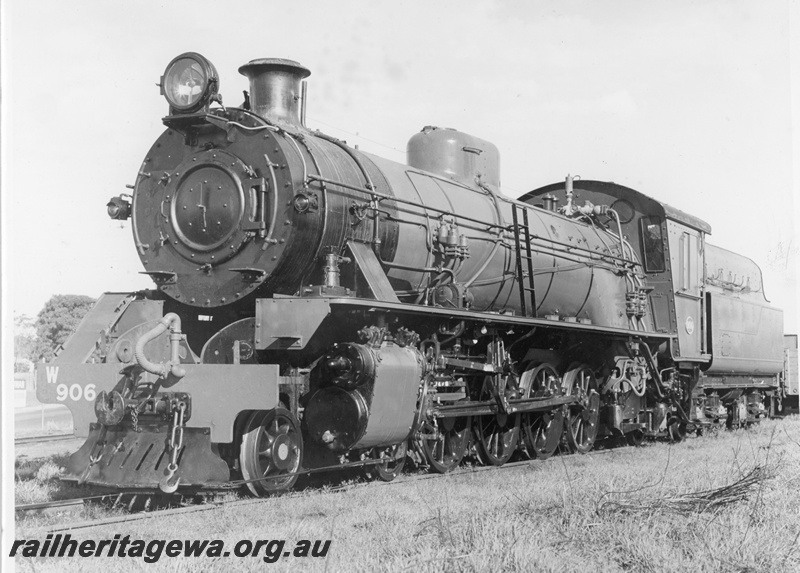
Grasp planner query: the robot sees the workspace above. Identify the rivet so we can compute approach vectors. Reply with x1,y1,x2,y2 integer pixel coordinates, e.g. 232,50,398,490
193,158,197,162
190,298,196,303
235,292,240,297
272,256,277,260
279,238,285,244
191,254,195,258
284,220,291,225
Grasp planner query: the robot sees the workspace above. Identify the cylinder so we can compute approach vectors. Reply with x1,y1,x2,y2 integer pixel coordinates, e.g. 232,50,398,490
305,343,421,451
238,58,310,127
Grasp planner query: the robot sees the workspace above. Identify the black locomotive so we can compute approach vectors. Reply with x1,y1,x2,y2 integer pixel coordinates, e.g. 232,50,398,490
38,53,786,495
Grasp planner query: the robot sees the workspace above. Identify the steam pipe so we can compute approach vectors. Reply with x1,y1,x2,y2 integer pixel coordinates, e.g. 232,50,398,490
135,313,187,379
300,80,308,127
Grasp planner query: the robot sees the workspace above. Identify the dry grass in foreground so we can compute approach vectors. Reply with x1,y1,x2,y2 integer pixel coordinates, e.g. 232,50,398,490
14,416,800,572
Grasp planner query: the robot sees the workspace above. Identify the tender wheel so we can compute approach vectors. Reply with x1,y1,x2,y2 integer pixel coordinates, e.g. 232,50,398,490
520,364,564,460
421,416,471,473
239,408,303,496
564,364,600,454
365,441,408,482
474,376,520,466
725,400,748,430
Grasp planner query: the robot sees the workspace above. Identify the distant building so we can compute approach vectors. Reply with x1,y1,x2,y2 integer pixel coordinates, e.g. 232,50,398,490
14,369,36,408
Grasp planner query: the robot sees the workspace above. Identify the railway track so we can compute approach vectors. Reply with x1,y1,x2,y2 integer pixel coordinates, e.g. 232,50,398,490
15,433,75,446
16,446,619,533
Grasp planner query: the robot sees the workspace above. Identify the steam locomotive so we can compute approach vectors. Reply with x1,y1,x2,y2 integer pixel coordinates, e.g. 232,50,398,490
37,53,788,495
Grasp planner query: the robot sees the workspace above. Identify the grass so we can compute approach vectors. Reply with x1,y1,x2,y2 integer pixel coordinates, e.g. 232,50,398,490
13,417,800,572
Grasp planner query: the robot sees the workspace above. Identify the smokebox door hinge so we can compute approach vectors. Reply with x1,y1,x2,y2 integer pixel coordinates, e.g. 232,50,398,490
140,271,177,285
230,267,268,283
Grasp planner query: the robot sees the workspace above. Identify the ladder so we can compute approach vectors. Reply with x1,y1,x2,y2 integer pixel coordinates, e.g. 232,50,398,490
511,204,537,317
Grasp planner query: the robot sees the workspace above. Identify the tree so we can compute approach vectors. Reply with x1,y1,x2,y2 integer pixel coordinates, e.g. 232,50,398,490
14,314,36,372
32,295,96,362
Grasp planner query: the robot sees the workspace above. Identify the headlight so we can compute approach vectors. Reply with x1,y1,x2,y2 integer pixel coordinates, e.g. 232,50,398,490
107,196,131,220
161,52,218,113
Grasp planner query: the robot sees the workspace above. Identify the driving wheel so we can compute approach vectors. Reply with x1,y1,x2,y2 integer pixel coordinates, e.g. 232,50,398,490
520,363,564,460
563,364,600,454
474,375,520,466
421,416,471,473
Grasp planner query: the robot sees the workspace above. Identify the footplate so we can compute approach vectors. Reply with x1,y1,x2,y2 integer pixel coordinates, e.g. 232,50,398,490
63,423,230,489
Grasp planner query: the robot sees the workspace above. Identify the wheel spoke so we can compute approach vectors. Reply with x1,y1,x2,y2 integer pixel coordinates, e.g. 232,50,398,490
564,365,599,454
519,364,564,460
475,384,519,466
239,408,303,496
423,416,469,473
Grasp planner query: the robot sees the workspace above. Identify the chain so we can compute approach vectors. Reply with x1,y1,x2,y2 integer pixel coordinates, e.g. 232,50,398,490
130,407,139,433
158,402,186,494
167,403,186,472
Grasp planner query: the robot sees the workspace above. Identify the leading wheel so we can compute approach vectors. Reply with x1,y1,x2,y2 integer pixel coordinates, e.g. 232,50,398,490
474,376,520,466
239,408,303,496
365,441,408,482
564,364,600,454
421,416,471,473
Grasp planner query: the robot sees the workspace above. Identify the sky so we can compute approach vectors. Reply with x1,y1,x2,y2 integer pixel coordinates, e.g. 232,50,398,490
2,0,798,332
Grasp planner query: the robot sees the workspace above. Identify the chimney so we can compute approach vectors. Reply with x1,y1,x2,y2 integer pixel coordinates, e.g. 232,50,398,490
238,58,310,128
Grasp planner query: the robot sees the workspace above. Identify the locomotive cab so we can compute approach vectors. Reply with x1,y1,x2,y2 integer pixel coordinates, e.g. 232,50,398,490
522,180,784,428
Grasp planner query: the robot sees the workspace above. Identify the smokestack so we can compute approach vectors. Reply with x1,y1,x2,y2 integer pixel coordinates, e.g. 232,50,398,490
238,58,310,128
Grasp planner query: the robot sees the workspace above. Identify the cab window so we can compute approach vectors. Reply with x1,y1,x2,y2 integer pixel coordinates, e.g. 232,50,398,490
640,216,665,272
